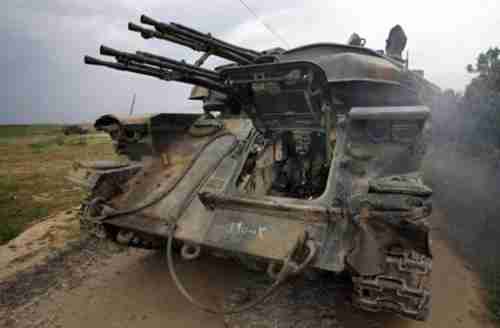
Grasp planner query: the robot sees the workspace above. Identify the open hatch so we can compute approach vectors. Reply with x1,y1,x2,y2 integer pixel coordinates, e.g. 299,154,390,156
222,61,332,132
221,62,334,199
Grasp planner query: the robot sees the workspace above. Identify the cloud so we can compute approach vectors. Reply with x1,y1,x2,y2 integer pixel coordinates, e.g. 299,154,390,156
1,0,499,124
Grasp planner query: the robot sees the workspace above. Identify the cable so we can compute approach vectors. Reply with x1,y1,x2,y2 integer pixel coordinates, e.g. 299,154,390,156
166,230,317,314
236,0,290,48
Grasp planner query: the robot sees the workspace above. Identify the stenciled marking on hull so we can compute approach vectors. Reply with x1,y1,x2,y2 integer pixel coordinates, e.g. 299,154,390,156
224,221,270,240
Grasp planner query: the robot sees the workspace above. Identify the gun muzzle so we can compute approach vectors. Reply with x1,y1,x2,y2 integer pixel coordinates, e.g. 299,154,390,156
128,22,154,39
130,15,259,64
84,56,105,66
140,15,158,27
100,45,122,58
128,22,142,32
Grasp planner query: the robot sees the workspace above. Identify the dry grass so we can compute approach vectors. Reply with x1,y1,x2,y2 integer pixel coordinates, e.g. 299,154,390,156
0,125,117,244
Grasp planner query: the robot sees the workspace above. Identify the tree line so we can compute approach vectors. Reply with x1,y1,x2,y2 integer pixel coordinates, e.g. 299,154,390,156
434,47,500,150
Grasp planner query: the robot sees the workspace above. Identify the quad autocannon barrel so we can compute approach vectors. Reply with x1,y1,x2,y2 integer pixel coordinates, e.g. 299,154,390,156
99,46,221,81
84,14,266,94
84,46,229,94
135,15,260,64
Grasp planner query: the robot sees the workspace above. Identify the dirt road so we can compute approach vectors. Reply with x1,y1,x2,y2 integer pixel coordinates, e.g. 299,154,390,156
2,232,495,328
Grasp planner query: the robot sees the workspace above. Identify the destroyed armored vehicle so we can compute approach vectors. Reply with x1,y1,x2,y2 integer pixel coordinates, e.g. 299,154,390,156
63,124,89,135
71,16,440,320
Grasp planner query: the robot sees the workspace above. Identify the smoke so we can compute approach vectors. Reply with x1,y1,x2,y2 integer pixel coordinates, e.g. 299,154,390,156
424,91,500,271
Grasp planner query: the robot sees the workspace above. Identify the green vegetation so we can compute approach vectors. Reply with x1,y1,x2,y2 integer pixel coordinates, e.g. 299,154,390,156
0,175,49,243
0,125,117,244
464,51,500,320
466,47,500,91
0,124,61,139
28,135,86,153
436,47,500,148
0,176,22,242
29,137,61,152
484,262,500,322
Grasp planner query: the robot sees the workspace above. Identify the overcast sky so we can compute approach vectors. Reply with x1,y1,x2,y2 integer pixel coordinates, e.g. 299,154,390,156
2,0,499,124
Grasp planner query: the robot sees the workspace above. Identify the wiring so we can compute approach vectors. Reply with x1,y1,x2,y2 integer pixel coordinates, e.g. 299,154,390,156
237,0,290,48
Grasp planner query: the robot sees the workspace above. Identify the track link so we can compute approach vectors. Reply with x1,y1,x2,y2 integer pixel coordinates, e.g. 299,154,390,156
352,248,432,321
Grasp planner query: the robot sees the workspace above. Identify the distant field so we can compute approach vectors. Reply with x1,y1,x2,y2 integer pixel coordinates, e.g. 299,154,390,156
0,124,62,139
0,125,117,244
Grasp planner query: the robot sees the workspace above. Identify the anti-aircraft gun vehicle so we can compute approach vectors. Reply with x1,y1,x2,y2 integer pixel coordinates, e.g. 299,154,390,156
70,16,440,320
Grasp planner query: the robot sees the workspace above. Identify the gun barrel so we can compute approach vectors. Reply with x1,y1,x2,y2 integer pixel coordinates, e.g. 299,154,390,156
99,45,221,81
84,55,163,79
137,15,259,64
135,50,218,78
139,14,159,27
128,22,202,50
170,22,260,56
84,54,229,94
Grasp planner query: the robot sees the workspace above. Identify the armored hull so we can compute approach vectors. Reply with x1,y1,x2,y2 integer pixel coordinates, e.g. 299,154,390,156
73,16,439,321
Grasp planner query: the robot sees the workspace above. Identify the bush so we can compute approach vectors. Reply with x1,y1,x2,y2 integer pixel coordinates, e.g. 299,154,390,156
0,223,24,244
0,176,49,244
